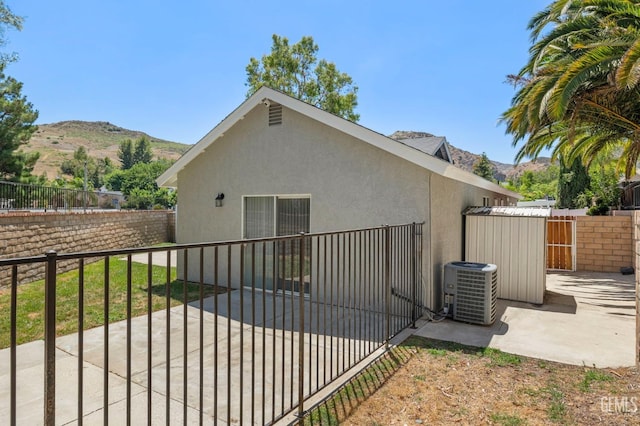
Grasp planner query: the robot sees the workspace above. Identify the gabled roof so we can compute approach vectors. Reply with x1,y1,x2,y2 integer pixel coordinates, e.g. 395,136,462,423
157,87,521,199
397,136,452,163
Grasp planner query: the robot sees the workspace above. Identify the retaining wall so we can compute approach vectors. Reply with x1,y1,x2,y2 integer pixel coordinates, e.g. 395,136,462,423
0,210,175,287
576,215,633,272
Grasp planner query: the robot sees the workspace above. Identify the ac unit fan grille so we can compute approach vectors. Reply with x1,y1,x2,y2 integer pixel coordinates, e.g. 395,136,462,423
452,269,498,325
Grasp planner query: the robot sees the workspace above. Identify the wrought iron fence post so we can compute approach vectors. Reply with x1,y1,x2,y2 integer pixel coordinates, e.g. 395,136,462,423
411,222,417,329
297,232,306,424
384,225,391,350
44,250,57,426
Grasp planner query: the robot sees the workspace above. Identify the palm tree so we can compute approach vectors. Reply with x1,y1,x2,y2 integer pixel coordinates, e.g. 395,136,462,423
502,0,640,177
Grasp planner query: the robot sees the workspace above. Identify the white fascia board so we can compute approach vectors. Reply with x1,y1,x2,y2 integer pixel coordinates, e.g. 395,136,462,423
156,90,266,187
270,93,520,199
440,137,453,164
158,87,522,199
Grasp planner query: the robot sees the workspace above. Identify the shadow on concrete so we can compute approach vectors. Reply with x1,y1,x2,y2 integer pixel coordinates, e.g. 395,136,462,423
412,300,511,350
546,271,636,317
537,291,577,314
186,288,414,342
414,271,636,367
147,280,228,304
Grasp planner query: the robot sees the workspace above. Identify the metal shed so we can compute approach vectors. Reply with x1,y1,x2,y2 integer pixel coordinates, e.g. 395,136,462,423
463,206,549,304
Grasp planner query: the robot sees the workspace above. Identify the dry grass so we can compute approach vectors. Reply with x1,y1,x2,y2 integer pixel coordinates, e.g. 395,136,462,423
305,336,640,425
24,120,189,177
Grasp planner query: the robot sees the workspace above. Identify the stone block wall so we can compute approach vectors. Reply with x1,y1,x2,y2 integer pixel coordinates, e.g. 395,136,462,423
576,215,633,272
0,210,174,287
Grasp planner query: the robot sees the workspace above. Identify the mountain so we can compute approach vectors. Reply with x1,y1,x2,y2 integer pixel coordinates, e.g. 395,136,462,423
22,121,192,178
22,123,549,182
389,130,551,181
447,145,551,181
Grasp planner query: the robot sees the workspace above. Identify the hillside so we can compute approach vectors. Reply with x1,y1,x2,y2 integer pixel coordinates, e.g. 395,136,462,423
22,121,192,178
21,122,549,182
389,130,551,181
448,145,551,181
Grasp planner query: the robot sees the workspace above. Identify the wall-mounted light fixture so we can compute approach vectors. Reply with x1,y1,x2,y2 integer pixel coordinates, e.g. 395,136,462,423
215,193,225,207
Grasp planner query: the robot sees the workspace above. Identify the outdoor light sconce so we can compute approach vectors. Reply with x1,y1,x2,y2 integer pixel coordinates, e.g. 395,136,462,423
215,193,225,207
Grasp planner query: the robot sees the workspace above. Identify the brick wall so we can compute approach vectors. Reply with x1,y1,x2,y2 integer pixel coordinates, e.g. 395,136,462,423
576,215,633,272
167,211,176,243
0,210,174,287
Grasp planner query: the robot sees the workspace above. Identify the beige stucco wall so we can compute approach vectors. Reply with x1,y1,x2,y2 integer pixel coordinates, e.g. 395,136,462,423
178,106,429,240
176,103,513,310
427,173,511,308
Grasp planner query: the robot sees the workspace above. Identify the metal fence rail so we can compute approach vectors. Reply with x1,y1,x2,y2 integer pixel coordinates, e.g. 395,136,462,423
0,180,100,211
0,223,424,425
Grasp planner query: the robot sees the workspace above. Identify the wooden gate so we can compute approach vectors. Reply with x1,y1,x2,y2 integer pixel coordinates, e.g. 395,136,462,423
547,216,576,271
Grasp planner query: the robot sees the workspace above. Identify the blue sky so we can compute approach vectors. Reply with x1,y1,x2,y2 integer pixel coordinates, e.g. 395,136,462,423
6,1,549,164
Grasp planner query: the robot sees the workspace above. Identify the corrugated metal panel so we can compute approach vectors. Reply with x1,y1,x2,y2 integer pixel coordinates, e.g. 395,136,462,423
465,215,546,304
463,206,551,217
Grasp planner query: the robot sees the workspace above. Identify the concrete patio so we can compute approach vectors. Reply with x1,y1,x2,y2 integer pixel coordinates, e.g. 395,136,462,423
0,288,387,425
0,271,636,425
415,271,636,367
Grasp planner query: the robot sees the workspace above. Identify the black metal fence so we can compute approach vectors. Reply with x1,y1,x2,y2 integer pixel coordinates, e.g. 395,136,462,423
0,180,102,211
0,223,424,425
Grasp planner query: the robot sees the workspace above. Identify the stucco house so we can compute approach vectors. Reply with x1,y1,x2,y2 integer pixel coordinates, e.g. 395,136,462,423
621,175,640,209
395,135,453,164
157,87,521,310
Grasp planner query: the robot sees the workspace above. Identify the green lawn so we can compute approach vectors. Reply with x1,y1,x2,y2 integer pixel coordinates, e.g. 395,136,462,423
0,257,220,349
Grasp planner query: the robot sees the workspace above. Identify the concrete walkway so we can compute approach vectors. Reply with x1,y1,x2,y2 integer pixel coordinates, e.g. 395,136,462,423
125,250,177,267
0,289,385,425
414,271,636,367
1,271,635,424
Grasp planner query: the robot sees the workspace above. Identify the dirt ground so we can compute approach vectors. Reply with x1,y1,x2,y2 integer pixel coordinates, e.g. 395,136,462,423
304,336,640,425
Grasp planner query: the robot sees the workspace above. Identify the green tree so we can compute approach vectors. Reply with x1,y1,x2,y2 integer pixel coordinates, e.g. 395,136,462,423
118,137,153,170
118,139,134,170
133,136,153,165
105,159,175,209
506,165,560,201
60,147,94,187
0,3,39,181
246,34,359,121
575,149,623,211
557,157,591,209
126,188,155,210
472,152,496,182
0,63,38,180
99,157,115,176
501,0,640,177
0,1,23,65
104,169,125,191
120,162,158,194
60,147,116,188
154,187,176,209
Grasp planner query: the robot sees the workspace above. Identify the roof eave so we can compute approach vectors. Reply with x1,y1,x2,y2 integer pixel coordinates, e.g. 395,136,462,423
157,87,522,200
156,88,272,188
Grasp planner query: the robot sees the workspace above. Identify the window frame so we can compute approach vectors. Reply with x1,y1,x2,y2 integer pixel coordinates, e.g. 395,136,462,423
242,194,311,239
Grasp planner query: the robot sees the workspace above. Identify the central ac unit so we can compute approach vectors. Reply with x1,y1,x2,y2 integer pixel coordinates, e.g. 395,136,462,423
443,261,497,325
